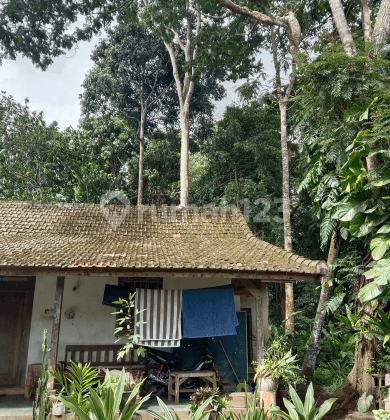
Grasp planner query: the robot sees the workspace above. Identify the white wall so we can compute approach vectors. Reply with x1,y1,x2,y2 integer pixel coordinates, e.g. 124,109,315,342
27,275,245,368
27,275,118,367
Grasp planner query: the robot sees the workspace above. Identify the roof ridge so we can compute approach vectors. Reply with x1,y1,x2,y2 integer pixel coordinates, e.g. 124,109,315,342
0,200,240,210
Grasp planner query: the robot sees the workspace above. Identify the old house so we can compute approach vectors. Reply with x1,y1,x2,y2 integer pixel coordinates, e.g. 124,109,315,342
0,201,326,397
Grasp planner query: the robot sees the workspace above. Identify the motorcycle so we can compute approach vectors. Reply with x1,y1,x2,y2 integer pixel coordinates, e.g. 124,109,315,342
139,338,220,397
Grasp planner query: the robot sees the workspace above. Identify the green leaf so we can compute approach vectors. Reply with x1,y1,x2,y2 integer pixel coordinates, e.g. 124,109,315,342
358,282,387,302
314,398,337,419
113,369,126,415
369,176,390,187
359,97,379,121
364,259,390,283
304,383,315,415
339,203,366,222
356,214,390,238
283,399,300,420
378,225,390,234
349,213,365,236
357,392,373,414
56,395,91,420
268,407,293,420
340,227,349,240
288,384,304,415
88,388,105,420
370,235,390,260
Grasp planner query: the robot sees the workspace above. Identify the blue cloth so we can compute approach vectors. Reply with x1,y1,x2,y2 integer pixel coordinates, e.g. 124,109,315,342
182,284,239,338
102,284,133,308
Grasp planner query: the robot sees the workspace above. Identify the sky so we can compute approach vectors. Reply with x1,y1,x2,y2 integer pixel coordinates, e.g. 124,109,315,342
0,30,274,131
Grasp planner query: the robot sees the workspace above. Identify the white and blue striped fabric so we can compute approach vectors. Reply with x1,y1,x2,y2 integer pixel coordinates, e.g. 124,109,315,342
134,288,182,347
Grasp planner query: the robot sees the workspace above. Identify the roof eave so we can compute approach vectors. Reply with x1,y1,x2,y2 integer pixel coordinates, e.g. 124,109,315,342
0,265,320,282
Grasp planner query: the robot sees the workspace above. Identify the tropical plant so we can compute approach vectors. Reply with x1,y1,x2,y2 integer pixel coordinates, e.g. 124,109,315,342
148,395,213,420
189,387,229,418
366,352,390,374
362,309,390,345
57,369,149,420
50,361,100,415
357,392,374,414
269,382,337,420
313,353,354,392
33,330,51,420
113,292,146,359
254,338,304,386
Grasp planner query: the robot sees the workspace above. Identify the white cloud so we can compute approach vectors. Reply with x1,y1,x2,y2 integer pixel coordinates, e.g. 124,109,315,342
0,32,100,130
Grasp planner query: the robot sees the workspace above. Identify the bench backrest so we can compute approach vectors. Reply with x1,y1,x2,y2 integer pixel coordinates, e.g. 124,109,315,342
64,344,143,367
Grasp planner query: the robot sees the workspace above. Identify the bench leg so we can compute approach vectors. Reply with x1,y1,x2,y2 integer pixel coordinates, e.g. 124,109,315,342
211,374,217,391
168,375,173,401
175,376,180,404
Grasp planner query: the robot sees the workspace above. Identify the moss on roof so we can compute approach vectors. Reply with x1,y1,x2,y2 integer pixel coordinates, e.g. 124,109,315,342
0,201,325,275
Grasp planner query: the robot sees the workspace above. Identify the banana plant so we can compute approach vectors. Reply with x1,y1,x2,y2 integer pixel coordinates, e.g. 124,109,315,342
56,369,150,420
268,382,337,420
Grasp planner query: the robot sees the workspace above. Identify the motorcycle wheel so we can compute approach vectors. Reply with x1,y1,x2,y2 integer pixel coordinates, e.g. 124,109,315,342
139,363,168,398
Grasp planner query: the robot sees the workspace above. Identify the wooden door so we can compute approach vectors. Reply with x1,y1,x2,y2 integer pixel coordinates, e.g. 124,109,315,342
0,277,35,388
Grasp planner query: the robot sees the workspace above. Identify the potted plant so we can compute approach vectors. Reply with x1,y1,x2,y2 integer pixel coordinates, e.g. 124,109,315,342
189,387,230,420
253,338,304,406
120,370,144,412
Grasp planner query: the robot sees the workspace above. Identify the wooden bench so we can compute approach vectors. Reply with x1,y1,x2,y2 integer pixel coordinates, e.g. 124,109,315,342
168,371,217,404
59,344,144,373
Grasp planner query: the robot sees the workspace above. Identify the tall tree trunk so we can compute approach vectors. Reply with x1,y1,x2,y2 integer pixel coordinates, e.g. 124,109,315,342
163,39,193,208
280,100,293,254
372,0,390,54
361,0,372,43
300,229,339,379
337,274,377,407
271,27,295,334
141,0,200,208
180,103,190,206
137,105,146,205
328,0,355,55
281,94,294,335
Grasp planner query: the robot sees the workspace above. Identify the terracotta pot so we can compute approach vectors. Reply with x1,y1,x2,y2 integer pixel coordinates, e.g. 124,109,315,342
258,377,278,419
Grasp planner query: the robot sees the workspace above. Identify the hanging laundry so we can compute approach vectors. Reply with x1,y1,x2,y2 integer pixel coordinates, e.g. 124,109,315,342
182,284,239,338
134,288,182,347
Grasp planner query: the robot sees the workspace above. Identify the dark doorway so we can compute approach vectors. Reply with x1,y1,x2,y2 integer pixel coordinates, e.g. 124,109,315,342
0,277,35,388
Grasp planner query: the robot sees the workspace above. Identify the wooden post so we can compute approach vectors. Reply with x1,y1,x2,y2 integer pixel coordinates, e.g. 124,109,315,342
241,280,269,366
47,276,65,392
255,282,269,366
242,280,275,414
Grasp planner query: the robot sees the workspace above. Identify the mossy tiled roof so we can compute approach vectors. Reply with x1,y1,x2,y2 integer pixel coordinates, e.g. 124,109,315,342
0,201,325,276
